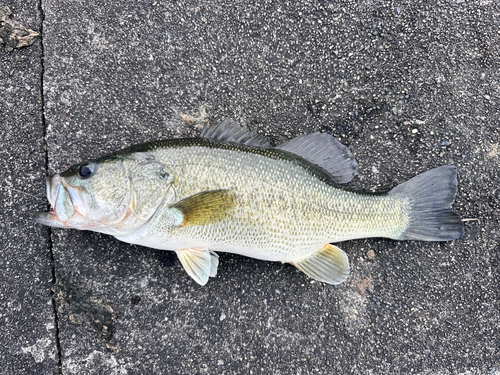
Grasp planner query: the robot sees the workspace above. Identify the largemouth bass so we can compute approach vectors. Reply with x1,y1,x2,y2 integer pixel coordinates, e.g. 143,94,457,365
35,120,464,285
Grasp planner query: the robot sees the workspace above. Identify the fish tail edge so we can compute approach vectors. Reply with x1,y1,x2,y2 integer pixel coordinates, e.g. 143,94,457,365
389,165,464,241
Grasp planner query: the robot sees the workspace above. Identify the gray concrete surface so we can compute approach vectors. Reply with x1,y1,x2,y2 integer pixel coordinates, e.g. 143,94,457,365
1,0,499,373
1,1,58,374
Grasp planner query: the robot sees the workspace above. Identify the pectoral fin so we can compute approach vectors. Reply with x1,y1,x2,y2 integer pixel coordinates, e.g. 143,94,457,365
291,243,350,285
170,189,236,227
176,247,219,286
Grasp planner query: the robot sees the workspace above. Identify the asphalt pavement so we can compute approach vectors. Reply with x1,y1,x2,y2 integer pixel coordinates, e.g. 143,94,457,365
1,0,499,374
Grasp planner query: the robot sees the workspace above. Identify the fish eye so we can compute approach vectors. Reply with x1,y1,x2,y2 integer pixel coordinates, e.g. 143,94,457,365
78,162,95,179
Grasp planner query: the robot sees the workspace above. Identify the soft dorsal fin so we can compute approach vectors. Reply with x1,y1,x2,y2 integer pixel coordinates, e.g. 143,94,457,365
170,189,236,226
176,247,219,285
200,119,270,147
277,132,358,184
291,243,350,285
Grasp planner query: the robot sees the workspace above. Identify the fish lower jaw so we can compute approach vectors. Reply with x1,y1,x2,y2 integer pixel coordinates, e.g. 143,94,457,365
34,210,102,230
34,211,67,228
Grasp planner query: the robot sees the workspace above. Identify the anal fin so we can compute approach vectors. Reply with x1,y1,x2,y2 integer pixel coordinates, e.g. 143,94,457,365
176,247,219,286
291,244,350,285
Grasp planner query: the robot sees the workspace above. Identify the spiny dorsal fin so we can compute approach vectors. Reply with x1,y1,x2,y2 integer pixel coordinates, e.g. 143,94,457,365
176,248,219,285
201,119,270,147
291,243,350,285
277,132,358,184
170,189,236,226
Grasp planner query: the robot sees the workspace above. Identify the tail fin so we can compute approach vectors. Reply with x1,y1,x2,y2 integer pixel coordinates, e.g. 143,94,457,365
389,166,464,241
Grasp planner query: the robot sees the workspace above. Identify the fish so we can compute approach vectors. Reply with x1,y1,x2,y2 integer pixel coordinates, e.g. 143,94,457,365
35,119,464,285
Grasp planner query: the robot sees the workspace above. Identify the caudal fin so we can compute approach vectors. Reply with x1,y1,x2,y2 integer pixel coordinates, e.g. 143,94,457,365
389,166,464,241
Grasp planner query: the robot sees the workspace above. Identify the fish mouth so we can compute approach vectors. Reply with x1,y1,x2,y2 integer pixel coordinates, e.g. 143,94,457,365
34,174,98,229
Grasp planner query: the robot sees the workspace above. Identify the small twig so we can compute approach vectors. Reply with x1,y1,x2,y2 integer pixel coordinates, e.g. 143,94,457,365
177,103,210,130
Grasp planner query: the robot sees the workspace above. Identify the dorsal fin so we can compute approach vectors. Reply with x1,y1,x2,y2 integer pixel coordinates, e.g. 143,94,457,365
277,132,358,184
200,119,270,147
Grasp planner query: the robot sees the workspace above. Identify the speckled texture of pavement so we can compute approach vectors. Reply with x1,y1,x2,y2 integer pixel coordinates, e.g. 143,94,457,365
1,1,57,373
1,0,499,374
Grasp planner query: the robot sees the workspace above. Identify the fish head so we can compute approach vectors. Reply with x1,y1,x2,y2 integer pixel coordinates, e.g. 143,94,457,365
35,158,131,230
35,152,175,234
